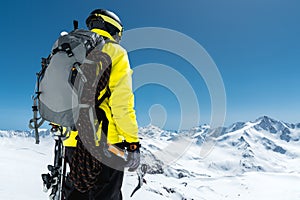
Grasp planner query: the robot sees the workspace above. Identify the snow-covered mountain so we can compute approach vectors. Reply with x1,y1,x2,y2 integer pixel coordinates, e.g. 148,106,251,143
141,116,300,171
0,116,300,199
131,116,300,199
0,129,51,138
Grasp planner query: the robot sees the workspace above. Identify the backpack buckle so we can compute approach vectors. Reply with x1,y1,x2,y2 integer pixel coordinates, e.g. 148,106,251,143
61,43,74,57
129,144,138,151
52,43,74,57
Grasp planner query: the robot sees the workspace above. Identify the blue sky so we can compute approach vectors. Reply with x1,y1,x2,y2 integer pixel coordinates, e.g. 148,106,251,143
0,0,299,130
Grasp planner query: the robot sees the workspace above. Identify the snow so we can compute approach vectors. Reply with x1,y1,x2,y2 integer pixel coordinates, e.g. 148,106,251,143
193,172,300,200
123,171,300,200
0,137,52,200
0,116,300,199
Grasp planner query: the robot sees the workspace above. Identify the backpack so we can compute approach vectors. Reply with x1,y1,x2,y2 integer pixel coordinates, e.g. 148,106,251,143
29,27,112,143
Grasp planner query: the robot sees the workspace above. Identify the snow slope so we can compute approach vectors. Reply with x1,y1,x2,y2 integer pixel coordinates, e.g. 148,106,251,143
0,116,300,199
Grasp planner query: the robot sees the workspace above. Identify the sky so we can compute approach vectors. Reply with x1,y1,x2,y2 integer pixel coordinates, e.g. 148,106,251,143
0,0,299,130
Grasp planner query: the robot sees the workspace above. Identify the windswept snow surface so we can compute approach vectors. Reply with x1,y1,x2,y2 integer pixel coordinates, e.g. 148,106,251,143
1,116,300,199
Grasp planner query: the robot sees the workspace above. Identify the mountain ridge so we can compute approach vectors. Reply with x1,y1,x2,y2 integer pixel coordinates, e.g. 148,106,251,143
1,116,299,199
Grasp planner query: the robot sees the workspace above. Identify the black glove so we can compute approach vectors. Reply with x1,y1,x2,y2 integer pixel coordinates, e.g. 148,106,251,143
125,142,141,172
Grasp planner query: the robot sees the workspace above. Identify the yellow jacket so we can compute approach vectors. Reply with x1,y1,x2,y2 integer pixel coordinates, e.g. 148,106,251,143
63,29,139,147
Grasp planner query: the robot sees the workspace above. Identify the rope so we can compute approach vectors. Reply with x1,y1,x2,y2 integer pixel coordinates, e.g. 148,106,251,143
69,138,101,193
68,47,112,193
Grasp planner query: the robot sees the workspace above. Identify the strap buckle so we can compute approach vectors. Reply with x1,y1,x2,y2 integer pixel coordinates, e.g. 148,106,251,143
129,144,138,151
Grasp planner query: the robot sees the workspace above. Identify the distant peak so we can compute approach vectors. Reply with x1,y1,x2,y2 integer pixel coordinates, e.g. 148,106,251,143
256,115,276,122
254,116,282,125
143,124,163,130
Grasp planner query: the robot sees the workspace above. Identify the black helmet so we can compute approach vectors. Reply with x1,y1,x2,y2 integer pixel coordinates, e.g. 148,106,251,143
86,9,123,42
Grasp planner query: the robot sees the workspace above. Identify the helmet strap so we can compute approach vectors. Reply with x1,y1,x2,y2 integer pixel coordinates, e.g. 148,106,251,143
91,29,116,42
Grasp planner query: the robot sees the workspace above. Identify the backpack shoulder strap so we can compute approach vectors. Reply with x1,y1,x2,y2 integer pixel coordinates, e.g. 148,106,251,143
95,87,111,108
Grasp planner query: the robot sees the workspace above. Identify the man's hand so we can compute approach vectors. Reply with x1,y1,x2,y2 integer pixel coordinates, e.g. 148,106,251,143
125,142,141,171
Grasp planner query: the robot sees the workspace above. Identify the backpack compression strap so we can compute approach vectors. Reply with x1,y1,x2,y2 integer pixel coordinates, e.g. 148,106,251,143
52,43,74,57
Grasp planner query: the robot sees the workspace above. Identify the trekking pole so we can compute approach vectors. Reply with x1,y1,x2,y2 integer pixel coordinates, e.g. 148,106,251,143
60,151,67,200
42,125,67,200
